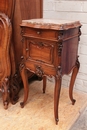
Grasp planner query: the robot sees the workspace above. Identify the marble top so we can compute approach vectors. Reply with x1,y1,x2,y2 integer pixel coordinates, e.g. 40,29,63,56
21,18,81,30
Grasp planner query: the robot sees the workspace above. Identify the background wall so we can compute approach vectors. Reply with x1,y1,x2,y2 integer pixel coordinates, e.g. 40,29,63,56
43,0,87,92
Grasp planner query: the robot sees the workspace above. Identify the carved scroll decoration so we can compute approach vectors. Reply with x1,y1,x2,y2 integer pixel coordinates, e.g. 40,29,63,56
29,40,54,48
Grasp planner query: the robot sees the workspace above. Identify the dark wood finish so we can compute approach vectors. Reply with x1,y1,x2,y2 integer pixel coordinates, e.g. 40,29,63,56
0,0,43,108
20,19,81,124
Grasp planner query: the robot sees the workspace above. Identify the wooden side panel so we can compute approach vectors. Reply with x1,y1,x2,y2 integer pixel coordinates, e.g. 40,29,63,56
20,0,43,19
12,0,43,66
61,28,79,75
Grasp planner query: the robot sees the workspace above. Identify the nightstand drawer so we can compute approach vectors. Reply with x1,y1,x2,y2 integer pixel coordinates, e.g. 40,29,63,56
23,27,58,41
23,27,80,42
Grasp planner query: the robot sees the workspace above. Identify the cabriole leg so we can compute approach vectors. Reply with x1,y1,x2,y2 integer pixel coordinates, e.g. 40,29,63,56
20,64,29,108
69,57,80,105
54,75,62,124
1,77,10,109
54,66,62,124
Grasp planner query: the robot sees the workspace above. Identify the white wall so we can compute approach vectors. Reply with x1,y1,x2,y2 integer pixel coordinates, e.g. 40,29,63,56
43,0,87,92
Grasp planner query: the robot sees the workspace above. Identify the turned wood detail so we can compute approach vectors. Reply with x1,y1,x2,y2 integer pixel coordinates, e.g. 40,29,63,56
57,31,63,56
58,42,63,56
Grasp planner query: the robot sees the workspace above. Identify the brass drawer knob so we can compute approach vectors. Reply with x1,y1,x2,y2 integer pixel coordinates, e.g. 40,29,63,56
37,31,41,34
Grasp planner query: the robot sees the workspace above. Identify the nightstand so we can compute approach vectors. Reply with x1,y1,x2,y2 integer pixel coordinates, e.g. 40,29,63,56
20,19,81,124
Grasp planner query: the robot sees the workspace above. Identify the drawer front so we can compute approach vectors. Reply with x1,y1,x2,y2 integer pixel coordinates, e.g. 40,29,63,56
23,27,80,42
23,27,58,41
25,60,56,77
25,38,56,65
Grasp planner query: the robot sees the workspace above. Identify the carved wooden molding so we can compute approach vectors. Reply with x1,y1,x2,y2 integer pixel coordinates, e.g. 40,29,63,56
29,40,54,48
58,42,63,56
75,56,80,69
0,13,12,108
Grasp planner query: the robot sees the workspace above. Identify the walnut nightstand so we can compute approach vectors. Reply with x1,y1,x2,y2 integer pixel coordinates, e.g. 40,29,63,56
20,19,81,124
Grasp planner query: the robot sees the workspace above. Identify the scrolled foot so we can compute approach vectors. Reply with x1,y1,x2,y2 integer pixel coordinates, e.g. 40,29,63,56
20,102,25,108
43,91,45,94
55,118,59,125
4,102,8,109
72,99,76,105
11,96,19,105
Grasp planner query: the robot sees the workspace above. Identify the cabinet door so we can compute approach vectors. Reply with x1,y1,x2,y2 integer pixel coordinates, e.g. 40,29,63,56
26,38,55,65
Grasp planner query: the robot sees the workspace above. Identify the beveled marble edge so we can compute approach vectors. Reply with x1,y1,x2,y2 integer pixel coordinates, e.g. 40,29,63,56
21,18,82,30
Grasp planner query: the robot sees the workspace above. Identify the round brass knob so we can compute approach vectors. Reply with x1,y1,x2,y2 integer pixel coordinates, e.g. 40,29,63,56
37,31,41,34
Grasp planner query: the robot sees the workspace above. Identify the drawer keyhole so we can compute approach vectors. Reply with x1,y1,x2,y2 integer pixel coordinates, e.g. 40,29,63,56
38,42,44,47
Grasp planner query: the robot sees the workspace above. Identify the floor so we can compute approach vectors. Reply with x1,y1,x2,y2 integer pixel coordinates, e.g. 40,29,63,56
70,106,87,130
0,79,87,130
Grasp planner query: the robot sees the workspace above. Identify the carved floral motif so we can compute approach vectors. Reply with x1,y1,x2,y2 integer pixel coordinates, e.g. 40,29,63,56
35,65,44,77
